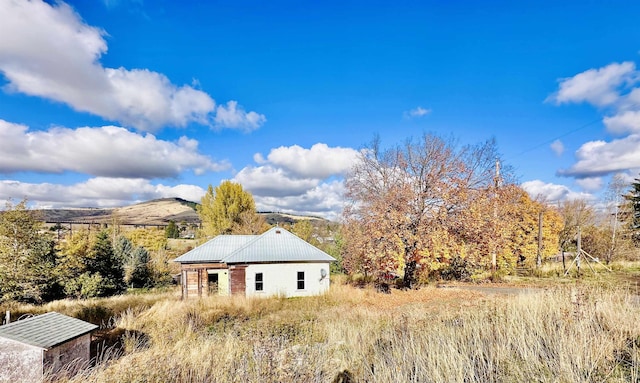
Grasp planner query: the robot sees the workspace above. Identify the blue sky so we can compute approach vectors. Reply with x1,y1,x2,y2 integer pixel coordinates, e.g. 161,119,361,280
1,0,640,219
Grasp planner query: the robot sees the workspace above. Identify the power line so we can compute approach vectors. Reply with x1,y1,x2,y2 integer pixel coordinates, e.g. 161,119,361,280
509,101,640,160
508,116,602,160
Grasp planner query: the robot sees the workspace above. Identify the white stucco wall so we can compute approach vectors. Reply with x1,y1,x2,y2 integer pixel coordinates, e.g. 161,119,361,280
245,262,331,298
0,338,43,383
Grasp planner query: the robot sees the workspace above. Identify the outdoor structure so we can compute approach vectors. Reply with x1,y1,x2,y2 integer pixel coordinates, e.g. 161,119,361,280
0,312,98,382
174,227,335,298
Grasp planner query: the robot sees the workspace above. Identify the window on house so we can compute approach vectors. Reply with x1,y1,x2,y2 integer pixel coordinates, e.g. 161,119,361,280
255,273,263,291
297,271,305,290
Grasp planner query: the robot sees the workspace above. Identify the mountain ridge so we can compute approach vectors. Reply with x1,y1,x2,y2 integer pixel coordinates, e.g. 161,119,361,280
38,198,329,226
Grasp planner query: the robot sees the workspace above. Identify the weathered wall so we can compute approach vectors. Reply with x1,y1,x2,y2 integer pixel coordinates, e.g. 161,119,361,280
185,270,199,297
245,262,331,298
206,269,230,296
0,337,43,383
181,262,331,298
181,263,227,298
229,266,247,295
43,334,91,377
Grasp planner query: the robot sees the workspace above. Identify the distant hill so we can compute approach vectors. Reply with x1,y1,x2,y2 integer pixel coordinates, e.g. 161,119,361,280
40,198,200,226
260,211,326,226
39,198,329,226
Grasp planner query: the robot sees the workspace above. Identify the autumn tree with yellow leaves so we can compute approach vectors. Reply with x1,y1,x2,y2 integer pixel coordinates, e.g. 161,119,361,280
342,134,509,286
198,181,267,237
342,134,563,285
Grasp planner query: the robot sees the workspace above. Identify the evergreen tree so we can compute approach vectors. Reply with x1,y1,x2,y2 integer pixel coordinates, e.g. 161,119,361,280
625,177,640,245
0,200,59,303
165,220,180,238
88,231,126,296
126,246,152,288
113,235,134,262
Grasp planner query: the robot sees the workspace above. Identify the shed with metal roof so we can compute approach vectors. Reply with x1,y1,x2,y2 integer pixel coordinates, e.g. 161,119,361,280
174,227,335,298
0,312,97,382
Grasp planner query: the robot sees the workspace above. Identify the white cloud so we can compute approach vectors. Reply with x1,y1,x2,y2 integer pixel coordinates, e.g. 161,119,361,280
232,143,360,219
254,181,346,220
103,68,215,131
603,110,640,134
214,101,266,132
521,180,595,203
0,119,228,178
264,143,360,179
233,166,319,197
0,0,263,132
404,106,431,119
550,139,564,156
549,61,636,106
558,134,640,178
0,178,206,208
575,177,603,191
549,60,640,183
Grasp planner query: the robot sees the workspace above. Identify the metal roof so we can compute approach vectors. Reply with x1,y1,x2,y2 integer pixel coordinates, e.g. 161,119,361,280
173,235,255,263
174,227,335,264
0,312,98,350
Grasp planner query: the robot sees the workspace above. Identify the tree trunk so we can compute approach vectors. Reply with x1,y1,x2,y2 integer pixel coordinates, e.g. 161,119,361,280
403,261,417,289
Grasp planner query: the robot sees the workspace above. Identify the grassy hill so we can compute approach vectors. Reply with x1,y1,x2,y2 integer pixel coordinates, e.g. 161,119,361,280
39,198,330,226
40,198,200,226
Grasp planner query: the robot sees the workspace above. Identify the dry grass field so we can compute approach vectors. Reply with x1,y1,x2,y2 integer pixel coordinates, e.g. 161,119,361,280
3,271,636,383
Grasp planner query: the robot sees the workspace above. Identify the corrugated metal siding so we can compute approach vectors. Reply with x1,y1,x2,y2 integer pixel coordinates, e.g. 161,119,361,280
222,227,336,263
173,228,335,265
173,235,255,263
0,312,97,350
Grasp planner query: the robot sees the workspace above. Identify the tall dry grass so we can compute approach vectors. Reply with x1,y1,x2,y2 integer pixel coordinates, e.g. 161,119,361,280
41,282,640,382
1,289,177,326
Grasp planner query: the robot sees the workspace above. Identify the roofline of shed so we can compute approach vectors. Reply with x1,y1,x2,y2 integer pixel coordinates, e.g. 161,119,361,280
44,330,96,350
0,328,96,350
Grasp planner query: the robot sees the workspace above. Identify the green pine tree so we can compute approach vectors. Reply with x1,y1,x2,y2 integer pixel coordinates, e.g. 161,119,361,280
165,220,180,238
625,177,640,245
88,231,126,296
0,200,59,303
127,246,152,288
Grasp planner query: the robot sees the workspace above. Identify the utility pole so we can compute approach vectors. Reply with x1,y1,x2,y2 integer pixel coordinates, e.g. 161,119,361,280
492,158,501,271
610,192,620,263
576,226,581,276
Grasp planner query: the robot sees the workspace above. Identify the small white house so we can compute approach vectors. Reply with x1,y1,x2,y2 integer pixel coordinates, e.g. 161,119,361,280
174,227,335,298
0,312,97,382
